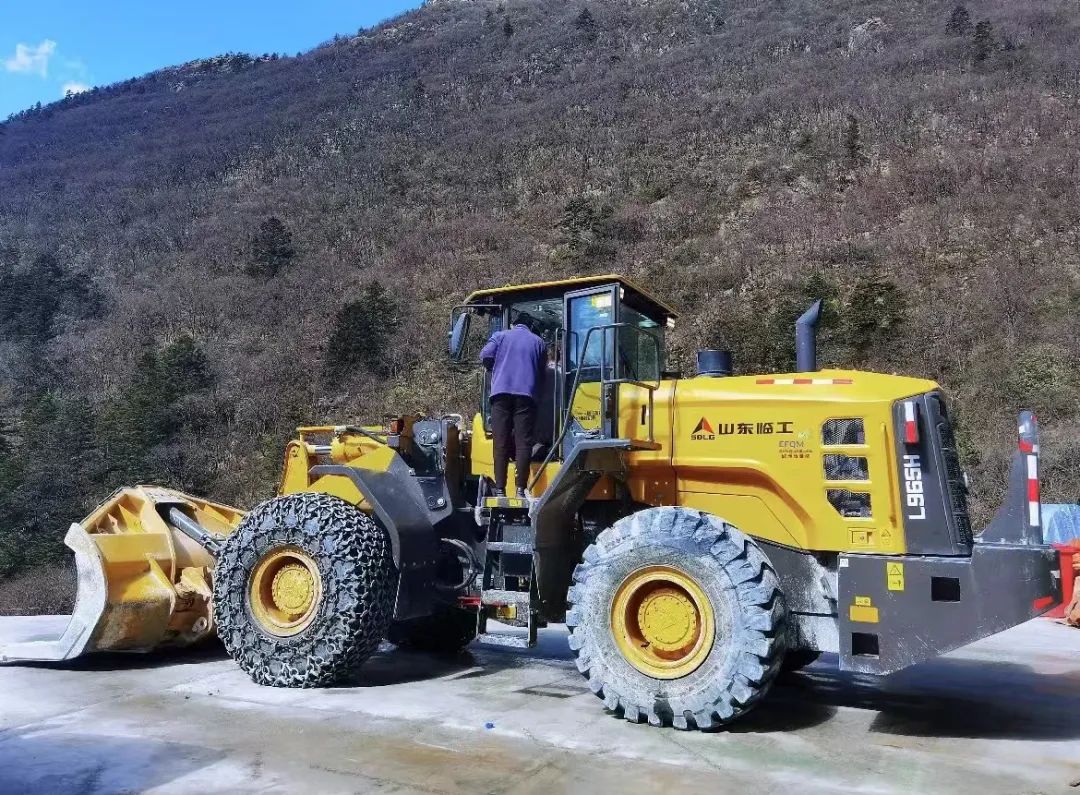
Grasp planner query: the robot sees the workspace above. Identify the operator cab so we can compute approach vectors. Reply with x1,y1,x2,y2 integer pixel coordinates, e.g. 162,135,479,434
449,276,677,452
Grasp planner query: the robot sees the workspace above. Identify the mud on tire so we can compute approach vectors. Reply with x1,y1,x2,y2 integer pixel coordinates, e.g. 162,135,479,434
387,605,478,653
213,493,396,687
566,507,787,730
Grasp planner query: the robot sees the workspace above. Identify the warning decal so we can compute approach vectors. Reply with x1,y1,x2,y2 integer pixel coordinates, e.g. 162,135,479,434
849,596,879,624
887,562,905,591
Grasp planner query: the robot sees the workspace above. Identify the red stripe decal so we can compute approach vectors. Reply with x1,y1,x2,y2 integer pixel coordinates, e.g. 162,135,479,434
756,379,775,385
905,421,919,445
903,401,919,444
833,379,853,385
1027,479,1040,502
793,378,813,385
1019,439,1035,453
1032,595,1054,611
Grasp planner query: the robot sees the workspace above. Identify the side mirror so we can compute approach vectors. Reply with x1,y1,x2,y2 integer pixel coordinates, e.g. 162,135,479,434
448,311,471,362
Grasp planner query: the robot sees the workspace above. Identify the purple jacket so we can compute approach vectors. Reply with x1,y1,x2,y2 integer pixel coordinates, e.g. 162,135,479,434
480,324,547,401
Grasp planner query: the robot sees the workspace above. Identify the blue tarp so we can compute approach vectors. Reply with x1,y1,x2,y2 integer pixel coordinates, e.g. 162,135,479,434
1043,503,1080,545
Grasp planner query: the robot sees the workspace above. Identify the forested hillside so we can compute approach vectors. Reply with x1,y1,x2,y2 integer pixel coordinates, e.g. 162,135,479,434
1,0,1078,608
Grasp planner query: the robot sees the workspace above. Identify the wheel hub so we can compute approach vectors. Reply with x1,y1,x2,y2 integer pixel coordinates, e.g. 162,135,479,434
271,564,315,614
611,566,715,679
637,587,698,652
248,547,323,637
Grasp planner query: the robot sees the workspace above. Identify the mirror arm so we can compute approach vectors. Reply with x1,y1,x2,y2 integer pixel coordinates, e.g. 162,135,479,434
448,303,502,362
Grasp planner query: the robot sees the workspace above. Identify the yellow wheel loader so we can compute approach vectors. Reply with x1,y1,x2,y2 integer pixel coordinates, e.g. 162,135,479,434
2,275,1061,729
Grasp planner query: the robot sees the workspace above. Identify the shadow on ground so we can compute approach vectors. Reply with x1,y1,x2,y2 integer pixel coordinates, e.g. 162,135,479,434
777,653,1080,741
351,646,486,686
0,732,224,795
358,640,1080,741
20,640,233,673
9,624,1079,743
350,627,575,687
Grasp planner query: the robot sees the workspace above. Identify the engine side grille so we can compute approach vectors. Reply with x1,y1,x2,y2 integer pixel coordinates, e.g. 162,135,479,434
822,418,865,446
824,454,869,481
827,489,872,518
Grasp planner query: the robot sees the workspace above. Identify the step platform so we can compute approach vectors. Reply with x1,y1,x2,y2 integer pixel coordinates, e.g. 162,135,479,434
482,496,531,510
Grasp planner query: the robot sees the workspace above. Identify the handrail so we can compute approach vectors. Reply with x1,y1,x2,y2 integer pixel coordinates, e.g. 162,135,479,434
591,322,660,441
529,322,661,490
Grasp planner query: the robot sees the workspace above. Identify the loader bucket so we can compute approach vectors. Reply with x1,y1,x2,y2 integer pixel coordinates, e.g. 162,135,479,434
0,486,244,664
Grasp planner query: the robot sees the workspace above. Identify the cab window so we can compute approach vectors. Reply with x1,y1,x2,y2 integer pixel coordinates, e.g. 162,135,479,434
618,302,664,382
509,297,562,347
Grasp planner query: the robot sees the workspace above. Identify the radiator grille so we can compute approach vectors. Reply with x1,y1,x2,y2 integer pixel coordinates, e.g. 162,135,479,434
824,454,869,481
822,418,865,446
827,489,872,518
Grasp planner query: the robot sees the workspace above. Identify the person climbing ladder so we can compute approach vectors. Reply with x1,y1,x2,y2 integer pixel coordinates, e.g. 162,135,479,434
480,312,546,497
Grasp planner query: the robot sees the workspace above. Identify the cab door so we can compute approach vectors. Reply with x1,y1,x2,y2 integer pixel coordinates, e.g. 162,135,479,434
562,284,619,441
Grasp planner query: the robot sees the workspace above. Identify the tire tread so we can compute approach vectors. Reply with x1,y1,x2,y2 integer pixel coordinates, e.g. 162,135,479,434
566,506,787,730
213,493,396,688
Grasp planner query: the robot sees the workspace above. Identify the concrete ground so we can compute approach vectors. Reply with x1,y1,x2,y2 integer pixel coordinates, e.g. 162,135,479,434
0,618,1077,795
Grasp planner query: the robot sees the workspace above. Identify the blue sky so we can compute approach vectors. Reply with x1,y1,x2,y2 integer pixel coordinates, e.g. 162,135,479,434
0,1,422,118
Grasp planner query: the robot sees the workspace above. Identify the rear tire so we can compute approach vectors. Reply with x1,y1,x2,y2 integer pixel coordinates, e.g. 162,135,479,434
387,605,478,653
567,507,787,730
213,493,396,687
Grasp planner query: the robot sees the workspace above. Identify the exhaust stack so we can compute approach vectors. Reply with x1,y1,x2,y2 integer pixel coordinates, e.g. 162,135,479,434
696,349,733,377
795,300,822,372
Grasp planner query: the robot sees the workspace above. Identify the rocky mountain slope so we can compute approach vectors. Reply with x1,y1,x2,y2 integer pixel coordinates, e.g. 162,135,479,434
0,0,1077,585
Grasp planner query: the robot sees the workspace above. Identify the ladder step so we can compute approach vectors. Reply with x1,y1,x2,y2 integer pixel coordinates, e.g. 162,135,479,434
482,496,531,510
475,632,531,649
481,589,531,606
486,541,533,554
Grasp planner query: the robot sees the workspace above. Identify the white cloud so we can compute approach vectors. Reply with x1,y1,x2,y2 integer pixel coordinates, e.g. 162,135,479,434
62,81,90,97
4,39,57,77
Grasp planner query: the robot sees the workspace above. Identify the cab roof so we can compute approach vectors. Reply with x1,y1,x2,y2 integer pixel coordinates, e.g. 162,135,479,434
464,274,678,319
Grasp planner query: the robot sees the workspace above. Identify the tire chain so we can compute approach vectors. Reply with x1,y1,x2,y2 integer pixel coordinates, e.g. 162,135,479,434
213,492,396,687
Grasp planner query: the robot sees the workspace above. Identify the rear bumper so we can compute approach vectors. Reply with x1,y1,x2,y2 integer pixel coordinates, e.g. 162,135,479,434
837,541,1060,674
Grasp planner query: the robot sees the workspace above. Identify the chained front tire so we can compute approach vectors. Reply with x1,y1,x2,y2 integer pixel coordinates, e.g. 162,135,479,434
567,507,787,730
213,493,396,687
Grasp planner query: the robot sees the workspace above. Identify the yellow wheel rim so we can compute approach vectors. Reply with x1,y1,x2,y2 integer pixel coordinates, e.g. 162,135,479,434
248,546,322,637
611,566,715,679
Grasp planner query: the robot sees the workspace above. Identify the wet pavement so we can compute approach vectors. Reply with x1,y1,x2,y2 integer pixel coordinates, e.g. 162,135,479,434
1,617,1077,794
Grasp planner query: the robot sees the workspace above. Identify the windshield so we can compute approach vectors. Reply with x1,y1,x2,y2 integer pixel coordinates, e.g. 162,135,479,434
509,297,562,347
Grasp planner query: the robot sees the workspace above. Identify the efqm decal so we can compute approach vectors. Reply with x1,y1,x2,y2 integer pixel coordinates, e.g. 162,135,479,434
778,431,812,460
